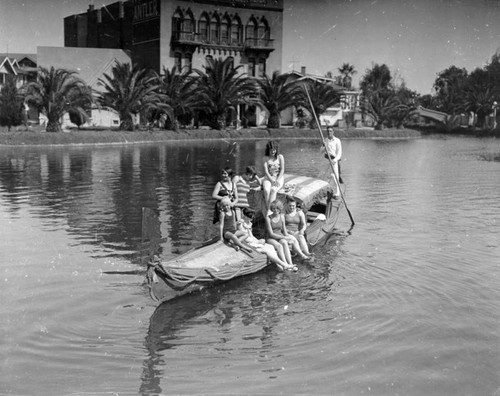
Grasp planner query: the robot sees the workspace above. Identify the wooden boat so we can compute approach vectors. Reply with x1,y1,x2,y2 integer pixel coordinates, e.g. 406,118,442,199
146,173,345,303
147,239,268,303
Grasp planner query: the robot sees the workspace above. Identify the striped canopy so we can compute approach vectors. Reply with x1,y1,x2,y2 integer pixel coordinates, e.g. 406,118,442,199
278,174,333,210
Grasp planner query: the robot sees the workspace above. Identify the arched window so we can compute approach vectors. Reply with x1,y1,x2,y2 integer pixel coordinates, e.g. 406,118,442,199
221,15,230,45
172,9,183,40
258,17,270,40
231,16,242,45
198,13,209,43
210,14,219,44
183,9,195,40
246,17,257,40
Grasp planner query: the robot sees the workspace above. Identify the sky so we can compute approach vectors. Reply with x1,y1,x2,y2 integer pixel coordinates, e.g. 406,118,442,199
2,0,500,94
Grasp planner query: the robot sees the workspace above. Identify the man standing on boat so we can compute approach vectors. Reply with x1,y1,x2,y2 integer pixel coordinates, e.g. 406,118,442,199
320,126,342,198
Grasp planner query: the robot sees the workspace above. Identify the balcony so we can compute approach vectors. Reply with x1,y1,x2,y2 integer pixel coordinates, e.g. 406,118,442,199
244,38,274,51
171,31,244,50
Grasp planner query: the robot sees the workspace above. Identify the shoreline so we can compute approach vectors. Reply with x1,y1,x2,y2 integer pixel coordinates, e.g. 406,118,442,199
0,125,498,147
0,127,423,147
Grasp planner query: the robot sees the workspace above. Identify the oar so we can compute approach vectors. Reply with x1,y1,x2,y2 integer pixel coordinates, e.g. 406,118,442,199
303,85,355,227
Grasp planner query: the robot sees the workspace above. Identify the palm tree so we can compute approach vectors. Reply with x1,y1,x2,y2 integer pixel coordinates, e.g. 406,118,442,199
361,89,404,130
338,63,357,89
299,80,341,128
465,85,496,129
25,66,92,132
158,66,208,130
97,62,166,131
196,57,259,130
258,71,301,128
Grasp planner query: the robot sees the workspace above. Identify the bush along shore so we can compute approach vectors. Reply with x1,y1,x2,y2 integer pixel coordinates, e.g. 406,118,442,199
0,126,426,146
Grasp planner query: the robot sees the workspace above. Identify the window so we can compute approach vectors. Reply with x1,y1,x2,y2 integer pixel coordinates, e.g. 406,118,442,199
172,10,182,40
183,10,194,40
174,53,182,71
257,18,270,40
183,54,192,73
258,59,266,78
221,16,230,44
210,15,219,44
248,58,256,77
198,13,209,42
206,55,213,68
231,17,241,45
246,18,256,40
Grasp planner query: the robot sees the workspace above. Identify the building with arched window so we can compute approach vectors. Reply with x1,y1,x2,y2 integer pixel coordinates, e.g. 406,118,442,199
64,0,283,79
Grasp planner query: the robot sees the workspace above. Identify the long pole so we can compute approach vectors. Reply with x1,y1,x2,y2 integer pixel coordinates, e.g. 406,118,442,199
303,85,355,227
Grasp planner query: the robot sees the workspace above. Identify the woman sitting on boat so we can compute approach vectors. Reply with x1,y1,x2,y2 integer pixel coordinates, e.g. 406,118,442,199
262,141,284,214
238,209,297,272
212,167,238,223
232,165,261,220
265,200,311,265
218,197,252,253
285,198,313,258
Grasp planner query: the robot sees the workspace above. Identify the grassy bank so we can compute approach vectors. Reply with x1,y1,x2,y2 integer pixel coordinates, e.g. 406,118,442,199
0,125,423,146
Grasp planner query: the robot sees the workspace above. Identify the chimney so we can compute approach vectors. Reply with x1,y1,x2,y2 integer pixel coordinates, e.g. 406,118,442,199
301,66,306,75
88,4,94,12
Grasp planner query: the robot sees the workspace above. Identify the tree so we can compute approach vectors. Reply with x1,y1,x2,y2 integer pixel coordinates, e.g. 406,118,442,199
359,63,407,129
258,71,301,128
298,80,341,128
433,66,468,115
0,75,24,131
97,62,166,131
337,63,357,89
360,63,392,93
196,57,259,130
25,66,92,132
158,66,207,130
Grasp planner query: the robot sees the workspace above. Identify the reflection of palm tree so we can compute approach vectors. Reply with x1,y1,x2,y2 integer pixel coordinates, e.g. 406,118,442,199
338,63,357,89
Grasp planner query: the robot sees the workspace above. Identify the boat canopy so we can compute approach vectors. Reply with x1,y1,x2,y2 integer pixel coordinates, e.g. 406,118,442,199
278,174,333,210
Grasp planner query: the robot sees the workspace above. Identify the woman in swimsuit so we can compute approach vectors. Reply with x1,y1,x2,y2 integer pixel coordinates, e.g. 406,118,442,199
218,197,252,253
265,200,311,266
212,167,238,223
285,198,313,258
262,141,284,214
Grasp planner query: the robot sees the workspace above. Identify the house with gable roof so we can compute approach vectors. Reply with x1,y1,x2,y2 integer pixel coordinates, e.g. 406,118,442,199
281,66,361,127
36,46,132,128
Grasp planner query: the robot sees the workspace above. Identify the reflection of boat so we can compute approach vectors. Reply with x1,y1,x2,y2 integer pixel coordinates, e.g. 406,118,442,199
146,173,345,304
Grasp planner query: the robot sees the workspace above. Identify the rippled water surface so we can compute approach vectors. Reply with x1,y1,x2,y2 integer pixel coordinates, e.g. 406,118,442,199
1,136,499,395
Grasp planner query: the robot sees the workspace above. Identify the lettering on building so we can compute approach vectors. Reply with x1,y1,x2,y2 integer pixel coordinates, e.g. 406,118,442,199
133,0,159,21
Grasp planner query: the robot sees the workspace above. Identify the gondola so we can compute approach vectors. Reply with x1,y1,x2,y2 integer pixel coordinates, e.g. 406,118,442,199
146,173,345,304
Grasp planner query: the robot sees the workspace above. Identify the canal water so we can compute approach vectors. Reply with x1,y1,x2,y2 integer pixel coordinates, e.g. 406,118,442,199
1,136,499,395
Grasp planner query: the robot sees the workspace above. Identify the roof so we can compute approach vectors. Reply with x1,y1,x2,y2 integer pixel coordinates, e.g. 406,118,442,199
36,46,131,90
0,53,37,63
